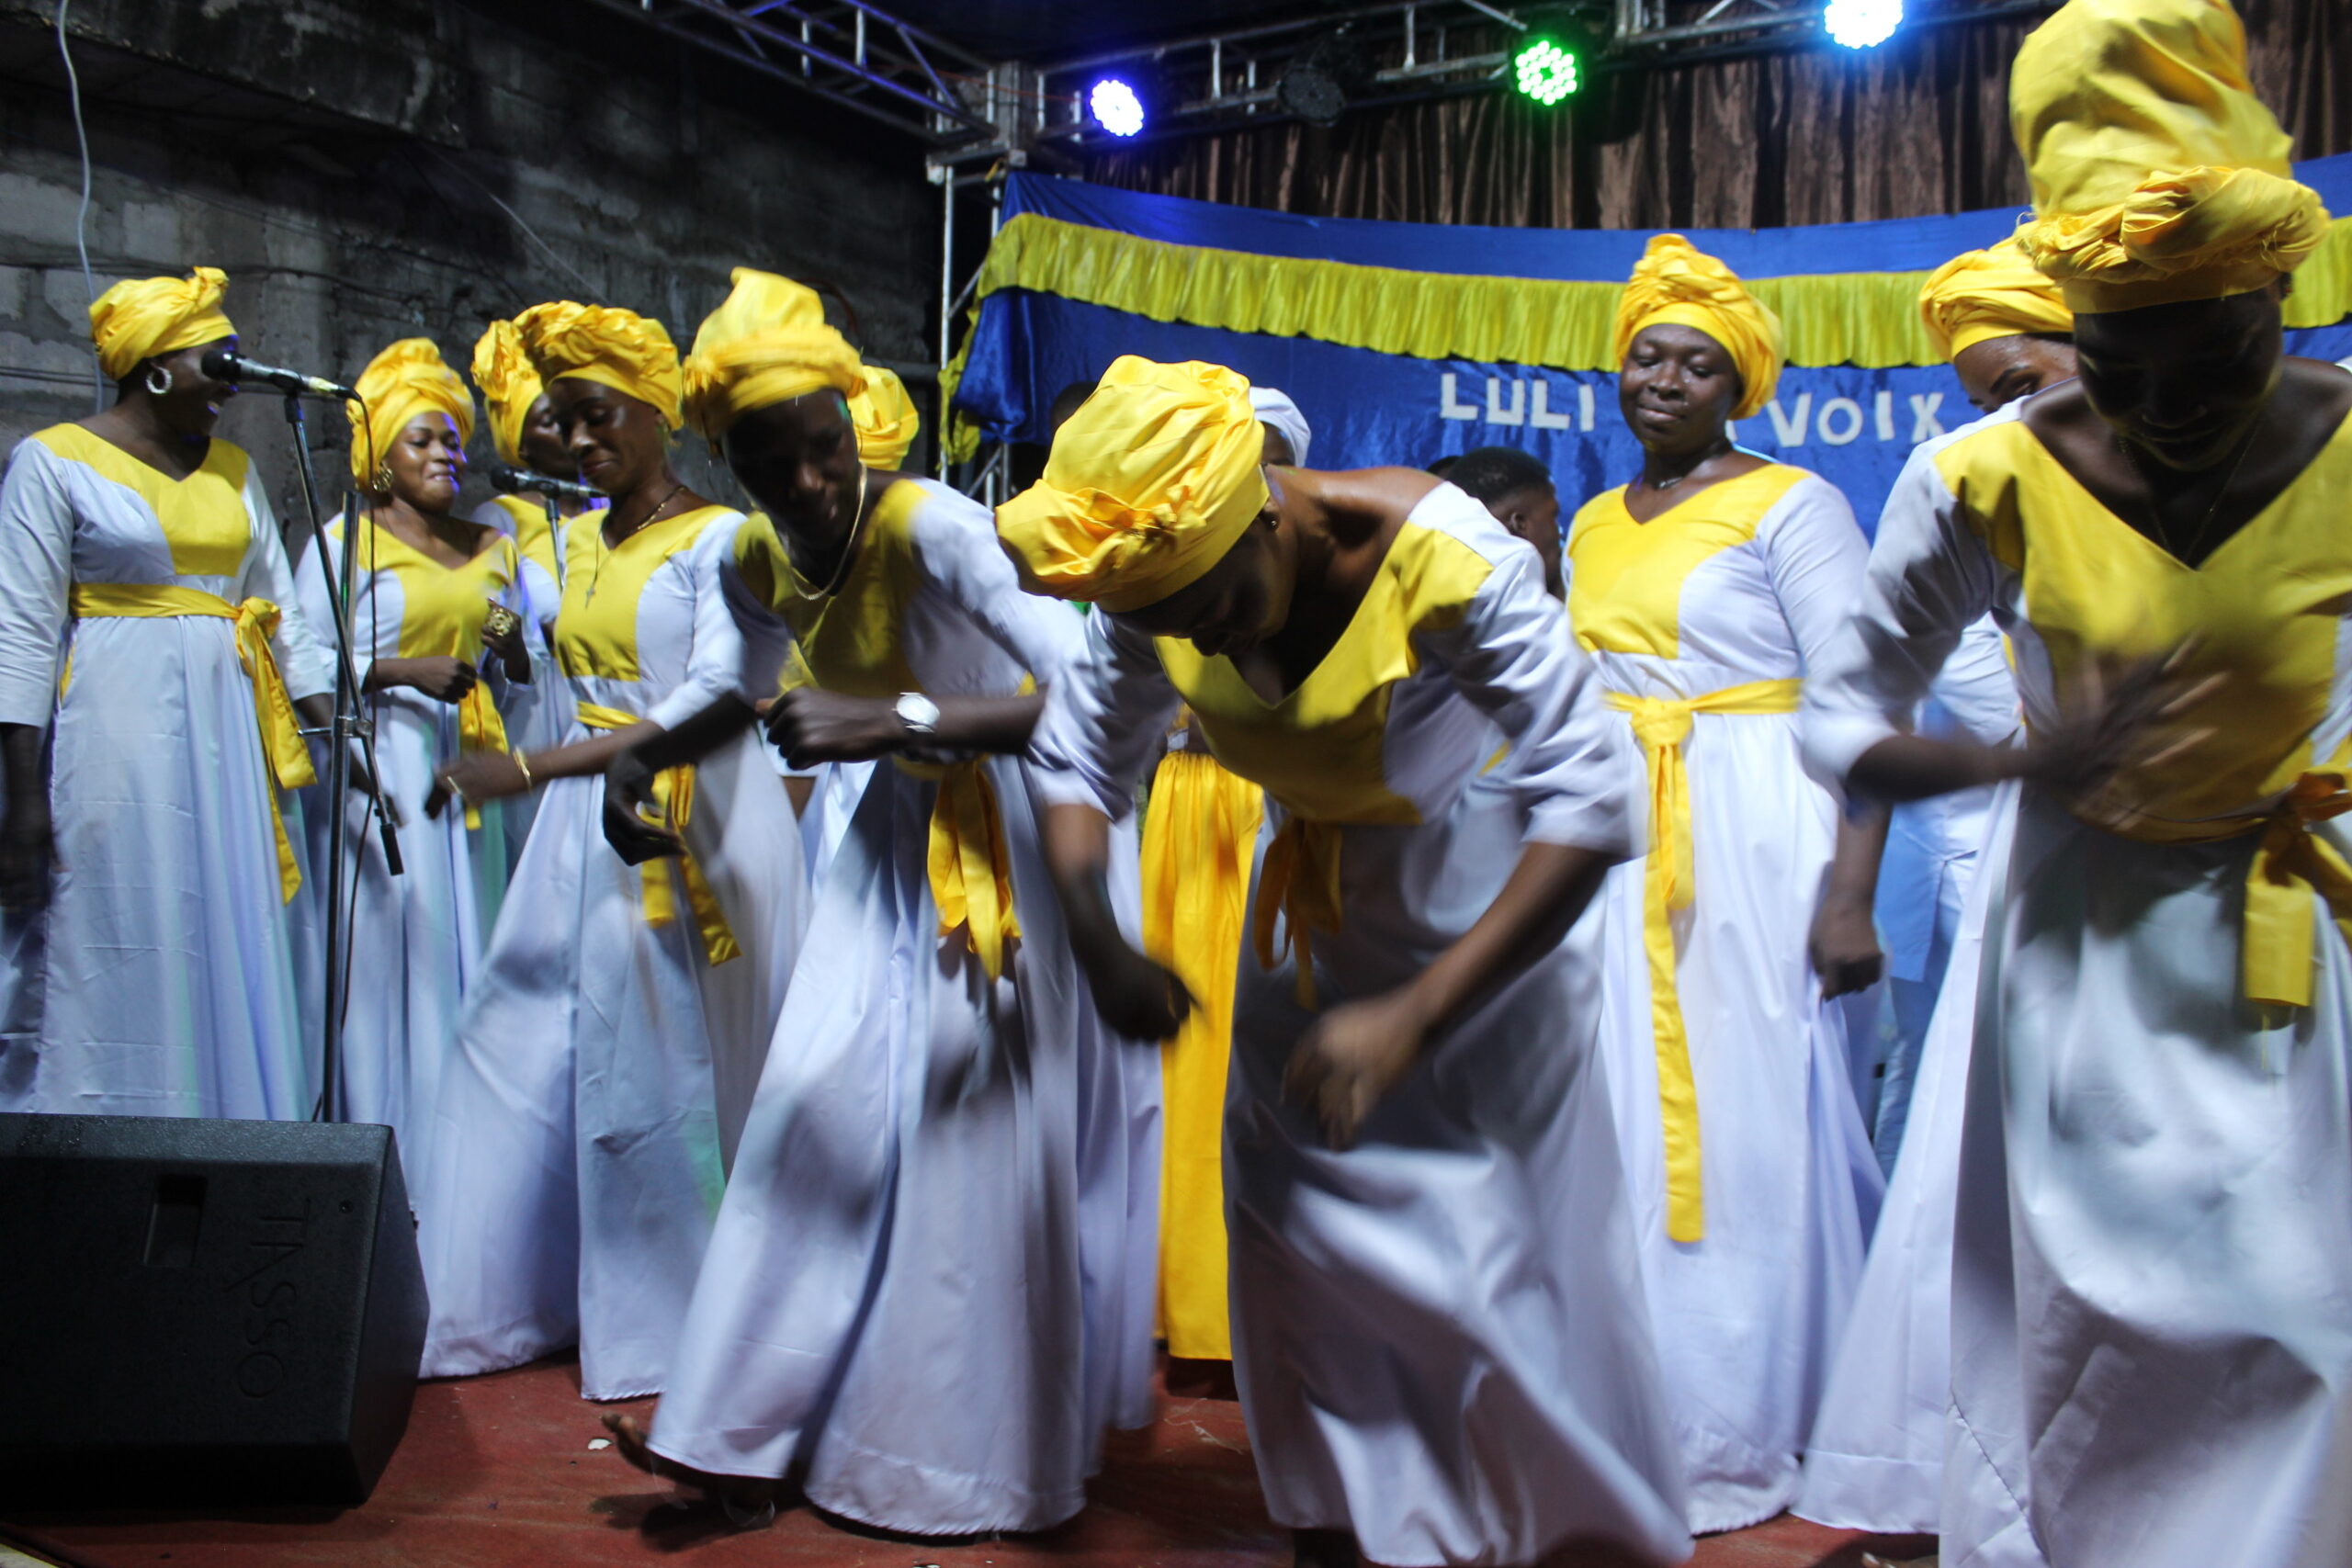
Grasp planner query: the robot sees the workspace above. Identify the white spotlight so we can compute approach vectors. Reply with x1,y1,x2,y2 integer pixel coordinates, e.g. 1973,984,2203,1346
1824,0,1903,48
1089,78,1146,137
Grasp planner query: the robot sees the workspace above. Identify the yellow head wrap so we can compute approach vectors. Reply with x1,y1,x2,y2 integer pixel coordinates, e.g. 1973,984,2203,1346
2010,0,2331,313
996,356,1271,615
89,266,236,384
470,318,545,468
1918,238,2076,360
682,267,865,442
515,301,684,430
849,366,922,469
347,338,477,489
1611,235,1784,420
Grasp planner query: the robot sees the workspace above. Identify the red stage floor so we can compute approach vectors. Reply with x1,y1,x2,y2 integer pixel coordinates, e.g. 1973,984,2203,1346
0,1359,1934,1568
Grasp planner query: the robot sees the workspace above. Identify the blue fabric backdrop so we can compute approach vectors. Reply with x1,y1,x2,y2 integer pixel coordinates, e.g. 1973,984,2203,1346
956,154,2352,531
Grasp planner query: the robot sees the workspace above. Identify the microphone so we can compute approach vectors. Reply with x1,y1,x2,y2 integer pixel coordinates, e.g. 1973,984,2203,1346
199,347,359,400
489,461,602,506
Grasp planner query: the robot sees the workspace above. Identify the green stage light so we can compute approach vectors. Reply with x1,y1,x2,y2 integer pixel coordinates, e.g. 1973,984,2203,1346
1513,39,1580,106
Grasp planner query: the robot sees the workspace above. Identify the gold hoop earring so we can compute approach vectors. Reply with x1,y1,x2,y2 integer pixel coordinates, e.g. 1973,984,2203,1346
144,364,173,396
373,464,395,493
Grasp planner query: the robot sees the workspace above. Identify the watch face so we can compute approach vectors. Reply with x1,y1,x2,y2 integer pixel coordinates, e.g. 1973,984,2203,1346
898,693,942,731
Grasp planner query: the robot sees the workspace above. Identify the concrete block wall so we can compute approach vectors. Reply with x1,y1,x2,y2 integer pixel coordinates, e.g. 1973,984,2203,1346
0,0,939,525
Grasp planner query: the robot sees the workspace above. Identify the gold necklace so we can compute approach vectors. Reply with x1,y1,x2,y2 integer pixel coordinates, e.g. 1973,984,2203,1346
585,482,687,604
1645,438,1733,493
789,466,871,602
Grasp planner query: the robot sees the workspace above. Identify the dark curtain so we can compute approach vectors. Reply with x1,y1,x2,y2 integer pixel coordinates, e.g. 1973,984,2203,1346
1080,0,2350,230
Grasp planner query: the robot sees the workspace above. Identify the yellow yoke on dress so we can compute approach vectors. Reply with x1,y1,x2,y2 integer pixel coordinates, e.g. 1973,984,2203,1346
334,516,518,825
731,479,1021,978
1154,516,1499,1006
1938,413,2352,1012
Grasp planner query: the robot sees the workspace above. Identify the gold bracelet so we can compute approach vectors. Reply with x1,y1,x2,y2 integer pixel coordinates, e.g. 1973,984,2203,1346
513,750,534,789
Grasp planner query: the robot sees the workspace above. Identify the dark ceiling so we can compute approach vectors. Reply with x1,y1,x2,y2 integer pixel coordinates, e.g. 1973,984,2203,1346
880,0,1354,62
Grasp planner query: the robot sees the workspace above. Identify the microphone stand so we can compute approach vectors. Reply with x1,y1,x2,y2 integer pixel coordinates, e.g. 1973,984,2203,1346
278,391,401,1125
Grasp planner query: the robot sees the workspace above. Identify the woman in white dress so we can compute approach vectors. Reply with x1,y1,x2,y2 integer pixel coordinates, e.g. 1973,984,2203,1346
294,337,532,1166
1565,235,1885,1533
411,300,805,1401
0,267,335,1118
1866,241,2069,1169
777,361,922,881
1004,355,1690,1568
1804,6,2352,1561
469,317,590,863
1796,243,2069,1538
599,268,1151,1537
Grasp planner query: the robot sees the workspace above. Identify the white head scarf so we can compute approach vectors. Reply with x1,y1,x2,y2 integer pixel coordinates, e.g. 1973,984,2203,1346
1248,386,1313,468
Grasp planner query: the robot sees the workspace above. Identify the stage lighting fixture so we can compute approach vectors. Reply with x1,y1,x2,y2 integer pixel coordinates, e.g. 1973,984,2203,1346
1277,60,1347,125
1513,39,1581,106
1276,29,1369,128
1824,0,1903,48
1090,77,1147,136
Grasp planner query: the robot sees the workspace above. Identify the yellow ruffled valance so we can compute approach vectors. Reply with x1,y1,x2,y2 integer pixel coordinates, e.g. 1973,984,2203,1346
942,209,2352,458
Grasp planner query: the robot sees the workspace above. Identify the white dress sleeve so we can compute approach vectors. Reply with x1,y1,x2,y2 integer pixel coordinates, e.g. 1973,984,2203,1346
520,557,561,637
1418,536,1645,860
1800,443,2006,788
469,500,562,633
249,477,336,702
1758,474,1871,678
503,537,544,657
907,482,1087,684
0,441,74,728
1925,615,2021,748
715,518,800,705
649,516,758,731
481,538,540,705
289,523,365,694
1029,610,1183,820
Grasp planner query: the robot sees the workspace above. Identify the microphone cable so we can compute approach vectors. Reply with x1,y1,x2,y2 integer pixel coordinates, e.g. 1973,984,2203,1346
54,0,100,412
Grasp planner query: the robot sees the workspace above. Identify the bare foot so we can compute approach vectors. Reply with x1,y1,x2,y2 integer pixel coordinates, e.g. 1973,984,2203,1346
602,1412,781,1525
1295,1528,1361,1568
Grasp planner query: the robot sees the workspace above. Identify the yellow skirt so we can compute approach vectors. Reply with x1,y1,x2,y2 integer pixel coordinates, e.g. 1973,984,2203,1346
1141,747,1263,1361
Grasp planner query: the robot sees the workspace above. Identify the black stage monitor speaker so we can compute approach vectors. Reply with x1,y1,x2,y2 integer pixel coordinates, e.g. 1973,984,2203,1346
0,1114,428,1508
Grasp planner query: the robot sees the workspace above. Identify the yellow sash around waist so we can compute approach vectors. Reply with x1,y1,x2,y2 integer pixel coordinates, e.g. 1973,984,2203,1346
2082,768,2352,1012
69,583,316,903
2245,773,2352,1009
896,755,1022,981
1605,675,1804,1245
451,639,509,832
576,703,739,966
1250,815,1345,1010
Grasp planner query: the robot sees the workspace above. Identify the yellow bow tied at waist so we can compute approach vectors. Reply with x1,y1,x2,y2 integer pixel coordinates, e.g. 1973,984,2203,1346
1251,814,1346,1010
2240,773,2352,1010
1605,677,1804,1245
452,637,509,832
69,584,316,902
576,704,739,965
897,755,1022,981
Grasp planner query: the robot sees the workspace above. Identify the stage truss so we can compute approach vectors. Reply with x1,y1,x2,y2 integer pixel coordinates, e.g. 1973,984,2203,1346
569,0,2059,491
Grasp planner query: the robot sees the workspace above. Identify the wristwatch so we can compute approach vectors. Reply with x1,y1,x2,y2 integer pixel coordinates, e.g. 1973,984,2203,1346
895,691,942,740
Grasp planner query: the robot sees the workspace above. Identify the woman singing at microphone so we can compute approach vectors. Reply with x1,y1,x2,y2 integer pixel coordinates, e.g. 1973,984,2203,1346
294,336,532,1168
0,267,337,1119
